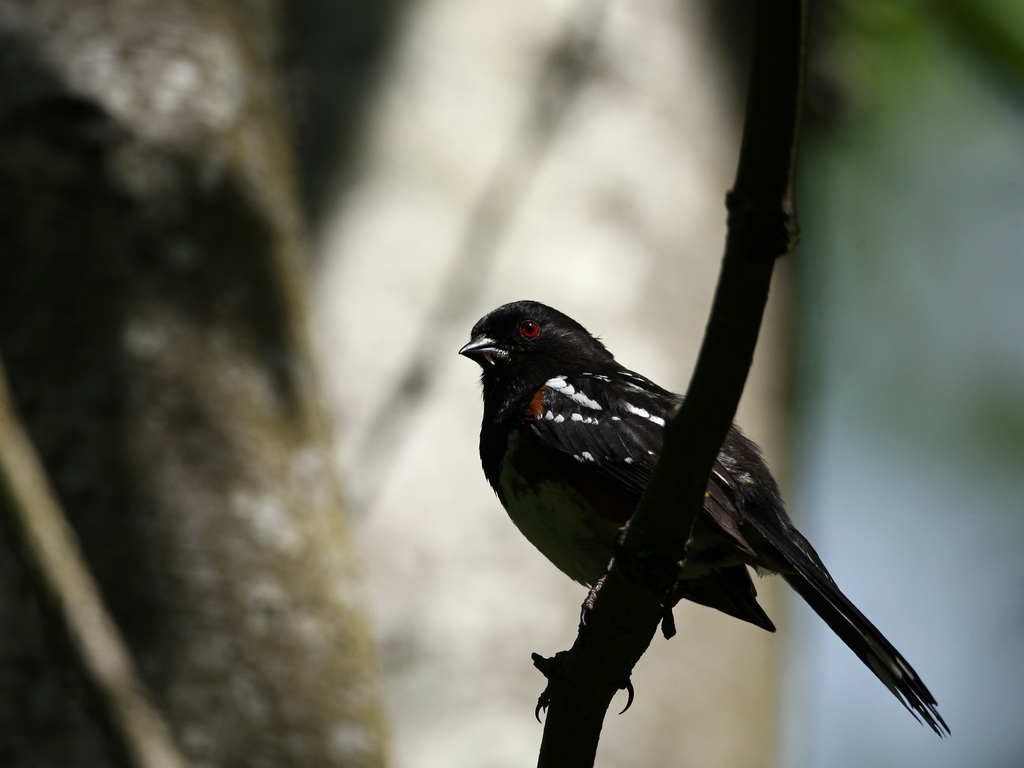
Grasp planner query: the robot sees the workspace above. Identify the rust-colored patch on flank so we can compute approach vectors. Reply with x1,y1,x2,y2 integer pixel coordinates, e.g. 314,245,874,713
524,386,548,420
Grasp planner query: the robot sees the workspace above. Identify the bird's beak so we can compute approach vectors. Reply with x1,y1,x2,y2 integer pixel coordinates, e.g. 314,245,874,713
459,336,504,366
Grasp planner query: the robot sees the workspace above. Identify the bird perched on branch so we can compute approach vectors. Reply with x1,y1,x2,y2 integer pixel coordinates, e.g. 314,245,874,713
460,299,947,736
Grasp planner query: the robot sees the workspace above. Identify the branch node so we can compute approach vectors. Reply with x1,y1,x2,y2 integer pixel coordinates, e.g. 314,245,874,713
725,190,799,260
532,651,559,679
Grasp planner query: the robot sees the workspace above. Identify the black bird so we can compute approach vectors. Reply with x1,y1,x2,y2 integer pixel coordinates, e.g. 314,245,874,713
460,299,948,736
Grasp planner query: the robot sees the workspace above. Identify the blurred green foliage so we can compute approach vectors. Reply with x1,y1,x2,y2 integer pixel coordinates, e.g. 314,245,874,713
798,0,1024,471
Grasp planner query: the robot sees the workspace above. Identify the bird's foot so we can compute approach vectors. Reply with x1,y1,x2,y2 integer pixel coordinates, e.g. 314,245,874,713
531,652,636,719
659,578,691,640
579,575,606,628
531,651,567,722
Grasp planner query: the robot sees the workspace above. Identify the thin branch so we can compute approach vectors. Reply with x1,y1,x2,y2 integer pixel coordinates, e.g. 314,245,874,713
534,1,805,765
0,359,192,768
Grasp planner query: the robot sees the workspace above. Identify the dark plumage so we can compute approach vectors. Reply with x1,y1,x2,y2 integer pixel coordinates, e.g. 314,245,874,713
460,299,948,736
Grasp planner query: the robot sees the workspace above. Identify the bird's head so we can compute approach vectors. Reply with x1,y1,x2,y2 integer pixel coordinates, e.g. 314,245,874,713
460,301,614,391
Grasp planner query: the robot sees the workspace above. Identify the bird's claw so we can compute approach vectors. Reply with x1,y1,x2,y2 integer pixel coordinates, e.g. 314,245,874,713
532,652,560,722
661,606,677,639
618,676,635,714
535,691,550,723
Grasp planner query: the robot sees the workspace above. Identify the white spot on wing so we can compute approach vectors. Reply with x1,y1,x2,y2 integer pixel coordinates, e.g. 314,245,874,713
571,413,583,422
569,390,602,410
624,457,633,465
553,414,565,423
626,403,651,419
581,452,594,462
625,403,665,426
547,375,602,410
548,378,576,395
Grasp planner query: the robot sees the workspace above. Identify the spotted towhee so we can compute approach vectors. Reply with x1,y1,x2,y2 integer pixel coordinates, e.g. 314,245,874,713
460,300,947,735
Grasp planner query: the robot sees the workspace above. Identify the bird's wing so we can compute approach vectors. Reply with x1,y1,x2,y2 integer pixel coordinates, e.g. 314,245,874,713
526,370,773,628
526,370,677,499
527,371,753,518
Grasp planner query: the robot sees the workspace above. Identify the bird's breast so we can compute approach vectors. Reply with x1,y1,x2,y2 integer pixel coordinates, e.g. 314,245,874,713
495,428,633,586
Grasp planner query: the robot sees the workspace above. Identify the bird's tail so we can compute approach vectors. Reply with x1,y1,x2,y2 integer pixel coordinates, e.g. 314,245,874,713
782,563,949,736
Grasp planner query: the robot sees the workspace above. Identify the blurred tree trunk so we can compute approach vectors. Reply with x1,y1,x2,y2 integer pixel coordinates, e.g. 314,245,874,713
0,2,386,767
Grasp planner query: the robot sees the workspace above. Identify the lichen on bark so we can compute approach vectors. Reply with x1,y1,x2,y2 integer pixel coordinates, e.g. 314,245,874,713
0,2,386,766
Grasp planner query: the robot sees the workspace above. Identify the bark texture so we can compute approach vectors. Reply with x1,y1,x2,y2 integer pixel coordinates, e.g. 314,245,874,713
0,2,385,766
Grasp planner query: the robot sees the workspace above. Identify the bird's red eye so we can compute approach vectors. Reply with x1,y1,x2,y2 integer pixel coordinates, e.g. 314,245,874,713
519,320,540,339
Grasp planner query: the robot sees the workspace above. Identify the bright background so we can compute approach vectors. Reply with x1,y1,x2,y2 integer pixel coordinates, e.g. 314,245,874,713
305,1,1024,766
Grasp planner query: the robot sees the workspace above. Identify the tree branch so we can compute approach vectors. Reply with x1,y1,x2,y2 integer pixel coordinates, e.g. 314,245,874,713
534,1,805,765
0,359,191,768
